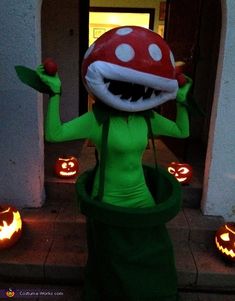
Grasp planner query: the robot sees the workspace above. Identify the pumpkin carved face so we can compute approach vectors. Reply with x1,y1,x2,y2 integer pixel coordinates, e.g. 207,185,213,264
54,156,79,178
0,205,22,250
6,289,15,298
168,162,193,184
215,223,235,261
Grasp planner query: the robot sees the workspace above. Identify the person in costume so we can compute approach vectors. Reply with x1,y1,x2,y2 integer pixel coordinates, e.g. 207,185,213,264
38,26,191,210
26,26,192,301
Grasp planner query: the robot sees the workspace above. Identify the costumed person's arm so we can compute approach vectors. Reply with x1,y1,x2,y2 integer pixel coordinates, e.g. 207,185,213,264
36,65,95,142
151,77,192,138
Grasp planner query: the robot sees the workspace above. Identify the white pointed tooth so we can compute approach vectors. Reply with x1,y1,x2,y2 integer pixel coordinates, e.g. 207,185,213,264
120,97,131,102
145,87,148,93
105,82,110,89
137,96,144,102
150,91,156,99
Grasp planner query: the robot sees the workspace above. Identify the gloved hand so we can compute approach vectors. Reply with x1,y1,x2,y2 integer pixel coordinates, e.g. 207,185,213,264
36,65,61,95
176,76,193,104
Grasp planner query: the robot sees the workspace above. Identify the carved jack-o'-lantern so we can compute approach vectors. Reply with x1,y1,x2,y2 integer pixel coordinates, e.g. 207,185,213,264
168,162,193,184
215,223,235,261
5,289,15,298
54,156,79,178
0,205,22,250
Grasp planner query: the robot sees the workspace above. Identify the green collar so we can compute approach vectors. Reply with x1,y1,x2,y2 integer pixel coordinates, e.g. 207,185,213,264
93,102,154,125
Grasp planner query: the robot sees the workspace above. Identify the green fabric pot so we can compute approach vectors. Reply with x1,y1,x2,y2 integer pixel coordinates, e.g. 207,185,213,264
76,165,182,301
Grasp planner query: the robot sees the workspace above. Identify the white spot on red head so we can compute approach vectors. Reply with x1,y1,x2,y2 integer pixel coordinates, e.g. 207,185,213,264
115,43,135,62
116,27,133,36
84,43,95,59
148,43,162,61
170,51,175,67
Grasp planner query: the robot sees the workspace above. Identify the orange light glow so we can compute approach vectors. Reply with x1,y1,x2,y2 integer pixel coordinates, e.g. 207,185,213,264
59,171,77,176
0,211,22,240
167,162,193,184
215,236,235,258
0,207,11,214
225,224,235,235
54,156,79,178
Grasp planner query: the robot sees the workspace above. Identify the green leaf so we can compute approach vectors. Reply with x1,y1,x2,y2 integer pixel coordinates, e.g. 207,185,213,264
15,65,52,94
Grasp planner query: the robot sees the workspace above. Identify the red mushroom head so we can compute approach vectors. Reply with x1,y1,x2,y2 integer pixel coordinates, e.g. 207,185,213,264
82,26,178,112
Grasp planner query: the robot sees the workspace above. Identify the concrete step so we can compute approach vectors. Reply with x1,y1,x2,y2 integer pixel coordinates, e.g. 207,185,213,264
0,200,234,293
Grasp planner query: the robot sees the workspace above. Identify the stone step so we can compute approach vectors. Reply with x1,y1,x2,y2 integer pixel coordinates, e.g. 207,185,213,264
0,202,233,292
45,176,77,202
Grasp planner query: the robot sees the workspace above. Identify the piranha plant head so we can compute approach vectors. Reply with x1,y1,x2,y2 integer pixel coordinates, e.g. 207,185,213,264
82,26,178,112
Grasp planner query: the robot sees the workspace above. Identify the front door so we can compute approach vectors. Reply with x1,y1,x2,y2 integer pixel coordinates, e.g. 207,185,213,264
161,0,203,159
161,0,221,160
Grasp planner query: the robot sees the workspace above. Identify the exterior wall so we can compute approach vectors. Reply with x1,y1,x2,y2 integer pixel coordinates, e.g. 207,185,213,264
0,0,44,208
202,0,235,221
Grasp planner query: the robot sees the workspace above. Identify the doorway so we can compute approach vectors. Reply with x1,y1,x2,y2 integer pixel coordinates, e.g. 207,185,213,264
41,0,84,179
160,0,221,197
41,0,222,208
162,0,221,155
89,7,155,41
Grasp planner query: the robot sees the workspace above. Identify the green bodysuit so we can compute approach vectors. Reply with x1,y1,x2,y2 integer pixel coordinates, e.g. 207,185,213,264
45,95,189,208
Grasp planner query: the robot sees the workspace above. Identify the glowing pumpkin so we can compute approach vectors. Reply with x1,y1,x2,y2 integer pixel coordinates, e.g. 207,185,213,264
215,223,235,261
168,162,193,184
0,205,22,250
5,289,15,298
54,156,79,178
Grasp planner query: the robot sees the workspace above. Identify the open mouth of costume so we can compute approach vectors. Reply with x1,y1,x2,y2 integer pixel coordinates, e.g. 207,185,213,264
85,61,178,112
104,78,162,101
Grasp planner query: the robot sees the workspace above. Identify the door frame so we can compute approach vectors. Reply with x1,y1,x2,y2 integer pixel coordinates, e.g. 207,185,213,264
89,7,155,30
